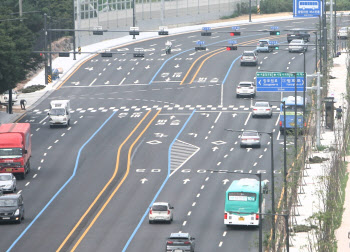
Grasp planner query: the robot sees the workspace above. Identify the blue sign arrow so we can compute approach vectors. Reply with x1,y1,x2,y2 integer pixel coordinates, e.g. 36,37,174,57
232,26,240,30
202,27,211,31
196,41,205,45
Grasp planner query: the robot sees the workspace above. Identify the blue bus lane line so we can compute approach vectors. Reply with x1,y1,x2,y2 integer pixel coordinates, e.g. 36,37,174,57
122,109,196,252
6,111,117,252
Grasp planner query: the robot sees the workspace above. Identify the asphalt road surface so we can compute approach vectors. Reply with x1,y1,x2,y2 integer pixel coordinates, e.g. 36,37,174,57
1,16,321,252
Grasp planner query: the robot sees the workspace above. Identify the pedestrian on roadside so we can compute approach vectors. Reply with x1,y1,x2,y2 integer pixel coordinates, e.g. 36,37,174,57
20,99,26,110
336,106,342,120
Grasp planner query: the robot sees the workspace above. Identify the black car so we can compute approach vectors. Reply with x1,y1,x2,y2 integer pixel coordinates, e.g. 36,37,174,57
0,193,24,224
287,29,310,43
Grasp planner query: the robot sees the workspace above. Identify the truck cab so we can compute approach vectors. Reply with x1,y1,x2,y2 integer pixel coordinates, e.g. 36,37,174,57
48,100,71,128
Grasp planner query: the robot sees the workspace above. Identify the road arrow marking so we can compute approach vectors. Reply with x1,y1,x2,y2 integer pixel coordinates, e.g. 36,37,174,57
232,113,237,117
117,66,122,70
140,178,148,184
104,81,110,84
246,148,252,152
85,67,93,71
165,77,171,82
188,133,197,137
174,64,180,68
134,80,139,84
223,179,229,185
212,146,219,151
183,179,190,184
145,65,150,69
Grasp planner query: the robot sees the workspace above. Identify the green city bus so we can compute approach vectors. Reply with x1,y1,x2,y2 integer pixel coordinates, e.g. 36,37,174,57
224,178,267,226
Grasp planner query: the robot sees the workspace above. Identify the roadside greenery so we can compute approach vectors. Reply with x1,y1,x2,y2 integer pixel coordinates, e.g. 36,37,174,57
0,0,72,94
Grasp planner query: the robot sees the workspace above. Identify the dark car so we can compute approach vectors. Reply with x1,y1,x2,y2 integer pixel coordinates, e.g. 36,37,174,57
287,29,310,43
0,193,24,224
166,233,195,252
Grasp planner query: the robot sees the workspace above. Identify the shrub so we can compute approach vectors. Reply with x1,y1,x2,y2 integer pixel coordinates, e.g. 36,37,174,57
21,85,46,93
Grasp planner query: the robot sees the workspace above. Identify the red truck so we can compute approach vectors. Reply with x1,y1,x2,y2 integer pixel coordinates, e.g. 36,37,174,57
0,123,31,179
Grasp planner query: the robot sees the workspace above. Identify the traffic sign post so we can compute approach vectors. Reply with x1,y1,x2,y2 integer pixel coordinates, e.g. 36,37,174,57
293,0,321,17
256,72,305,92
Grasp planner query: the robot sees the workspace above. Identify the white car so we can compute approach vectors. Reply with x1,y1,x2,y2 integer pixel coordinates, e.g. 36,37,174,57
236,82,256,98
149,202,173,223
289,39,308,53
0,173,17,193
337,27,349,39
252,101,272,118
0,90,18,105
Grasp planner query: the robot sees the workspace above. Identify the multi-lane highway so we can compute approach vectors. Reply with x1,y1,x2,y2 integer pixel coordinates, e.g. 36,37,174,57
2,17,320,252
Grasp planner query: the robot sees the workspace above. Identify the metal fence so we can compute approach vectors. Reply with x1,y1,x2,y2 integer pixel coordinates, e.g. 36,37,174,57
75,0,245,46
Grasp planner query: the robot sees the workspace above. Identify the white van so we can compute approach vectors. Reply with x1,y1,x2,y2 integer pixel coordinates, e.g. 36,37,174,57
48,100,71,128
0,90,18,105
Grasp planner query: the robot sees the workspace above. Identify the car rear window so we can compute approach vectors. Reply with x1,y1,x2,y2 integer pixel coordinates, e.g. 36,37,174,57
259,42,268,46
243,132,258,137
255,102,269,107
239,83,252,87
243,52,255,56
152,205,168,211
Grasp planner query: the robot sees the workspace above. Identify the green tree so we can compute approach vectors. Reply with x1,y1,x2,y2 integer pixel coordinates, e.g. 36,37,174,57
0,12,41,93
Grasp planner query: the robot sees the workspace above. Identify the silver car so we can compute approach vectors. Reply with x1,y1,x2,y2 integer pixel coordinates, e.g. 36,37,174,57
166,233,195,252
256,39,272,53
0,173,16,193
252,101,272,118
240,130,261,148
337,27,349,39
288,39,308,53
240,50,258,66
236,82,256,98
149,202,173,223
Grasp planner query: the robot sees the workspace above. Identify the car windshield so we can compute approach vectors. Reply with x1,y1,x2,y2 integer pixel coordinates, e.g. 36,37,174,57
0,199,17,207
50,108,65,116
242,132,258,137
0,175,12,181
152,205,167,211
255,102,269,107
0,148,22,158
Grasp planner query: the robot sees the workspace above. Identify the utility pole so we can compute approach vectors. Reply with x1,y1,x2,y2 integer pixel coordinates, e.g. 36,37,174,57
19,0,23,21
73,0,76,60
330,0,333,57
249,0,252,22
44,13,48,85
316,72,322,146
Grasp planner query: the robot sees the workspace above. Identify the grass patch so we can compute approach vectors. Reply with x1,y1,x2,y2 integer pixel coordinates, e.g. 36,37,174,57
21,85,46,93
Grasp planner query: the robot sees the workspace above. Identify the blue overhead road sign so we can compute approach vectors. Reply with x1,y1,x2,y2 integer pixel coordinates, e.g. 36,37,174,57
256,72,305,92
293,0,321,17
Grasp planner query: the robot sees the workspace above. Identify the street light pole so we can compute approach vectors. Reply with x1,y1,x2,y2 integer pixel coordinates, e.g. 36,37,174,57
268,131,275,246
283,101,287,211
132,0,136,39
258,172,262,252
249,0,252,22
294,73,297,155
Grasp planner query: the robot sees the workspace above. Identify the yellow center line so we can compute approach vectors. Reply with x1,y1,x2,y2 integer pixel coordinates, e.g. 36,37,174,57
180,36,273,85
70,109,161,251
188,49,226,84
57,109,153,252
179,48,223,85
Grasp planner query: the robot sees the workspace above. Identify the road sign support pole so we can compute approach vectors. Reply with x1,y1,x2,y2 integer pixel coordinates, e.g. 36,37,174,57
249,0,252,22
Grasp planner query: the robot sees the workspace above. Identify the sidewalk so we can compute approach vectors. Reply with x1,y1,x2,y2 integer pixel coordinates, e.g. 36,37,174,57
289,50,349,250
